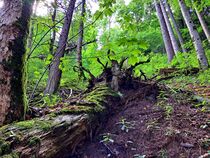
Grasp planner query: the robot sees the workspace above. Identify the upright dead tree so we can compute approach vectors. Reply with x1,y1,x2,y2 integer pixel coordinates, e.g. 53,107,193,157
77,0,86,79
154,0,175,62
0,0,34,125
178,0,209,69
111,60,120,91
45,0,76,94
159,0,180,54
49,0,57,55
164,0,187,53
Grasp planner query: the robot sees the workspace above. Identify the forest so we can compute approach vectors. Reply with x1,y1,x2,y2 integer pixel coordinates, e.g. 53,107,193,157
0,0,209,157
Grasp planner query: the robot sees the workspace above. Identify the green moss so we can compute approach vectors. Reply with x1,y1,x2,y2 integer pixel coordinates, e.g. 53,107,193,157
15,119,52,131
35,120,52,131
55,84,118,115
0,142,11,155
0,125,9,133
16,120,35,129
83,84,118,113
22,52,28,120
1,152,19,158
48,113,57,118
58,106,93,115
28,136,41,147
0,138,4,146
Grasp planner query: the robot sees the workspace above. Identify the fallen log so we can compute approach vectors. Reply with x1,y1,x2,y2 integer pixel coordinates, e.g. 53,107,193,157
159,67,199,76
0,84,119,158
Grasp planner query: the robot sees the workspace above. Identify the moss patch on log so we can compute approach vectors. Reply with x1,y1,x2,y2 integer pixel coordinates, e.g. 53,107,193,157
57,106,93,115
0,141,11,156
15,119,52,131
28,136,41,147
54,83,118,115
82,83,118,112
1,152,19,158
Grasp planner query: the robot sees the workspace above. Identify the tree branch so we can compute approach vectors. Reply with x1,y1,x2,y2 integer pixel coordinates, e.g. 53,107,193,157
65,39,97,52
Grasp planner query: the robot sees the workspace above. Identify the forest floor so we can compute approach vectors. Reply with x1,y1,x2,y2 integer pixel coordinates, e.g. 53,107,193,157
72,82,210,158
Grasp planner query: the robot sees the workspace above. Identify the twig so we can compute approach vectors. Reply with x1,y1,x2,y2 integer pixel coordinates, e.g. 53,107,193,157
101,142,117,157
65,39,97,52
198,153,210,158
27,17,65,60
29,67,48,101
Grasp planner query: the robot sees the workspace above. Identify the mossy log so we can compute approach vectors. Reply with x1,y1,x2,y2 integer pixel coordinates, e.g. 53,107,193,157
0,114,93,158
159,67,199,76
0,84,119,158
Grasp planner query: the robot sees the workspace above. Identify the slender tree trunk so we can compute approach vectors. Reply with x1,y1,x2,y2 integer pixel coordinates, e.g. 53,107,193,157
49,0,57,55
164,0,187,53
27,0,39,49
154,0,175,62
178,0,209,69
195,8,210,44
45,0,76,94
0,0,34,125
77,0,85,79
160,0,180,54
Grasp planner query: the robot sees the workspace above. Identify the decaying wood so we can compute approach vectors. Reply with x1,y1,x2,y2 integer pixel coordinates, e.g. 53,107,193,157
0,85,120,158
74,48,150,90
0,114,91,158
159,67,199,76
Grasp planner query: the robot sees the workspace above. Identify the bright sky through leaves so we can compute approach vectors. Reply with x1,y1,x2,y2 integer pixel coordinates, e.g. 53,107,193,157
0,0,131,15
36,0,132,16
0,0,3,8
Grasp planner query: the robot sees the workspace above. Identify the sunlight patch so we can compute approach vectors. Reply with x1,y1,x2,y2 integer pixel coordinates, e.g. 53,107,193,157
125,0,131,5
0,1,4,8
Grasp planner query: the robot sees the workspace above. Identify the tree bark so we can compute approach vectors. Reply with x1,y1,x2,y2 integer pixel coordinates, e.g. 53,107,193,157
154,0,175,62
77,0,86,79
0,114,91,158
164,0,187,53
45,0,76,94
49,0,57,55
178,0,209,69
195,8,210,44
111,60,120,91
159,0,180,54
0,0,34,125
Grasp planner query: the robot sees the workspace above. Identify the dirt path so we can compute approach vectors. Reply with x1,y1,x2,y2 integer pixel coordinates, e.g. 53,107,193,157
72,84,210,158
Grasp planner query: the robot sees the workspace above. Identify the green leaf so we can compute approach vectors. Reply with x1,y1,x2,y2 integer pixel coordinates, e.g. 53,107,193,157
128,56,138,66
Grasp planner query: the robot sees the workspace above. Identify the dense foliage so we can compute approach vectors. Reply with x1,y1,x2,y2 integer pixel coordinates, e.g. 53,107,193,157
27,0,210,98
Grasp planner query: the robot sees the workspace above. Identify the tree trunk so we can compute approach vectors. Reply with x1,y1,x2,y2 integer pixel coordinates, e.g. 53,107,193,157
111,60,120,91
45,0,76,94
195,8,210,44
0,0,34,125
77,0,86,79
27,0,39,50
164,0,187,53
49,0,57,55
159,0,180,54
154,0,175,62
178,0,209,69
